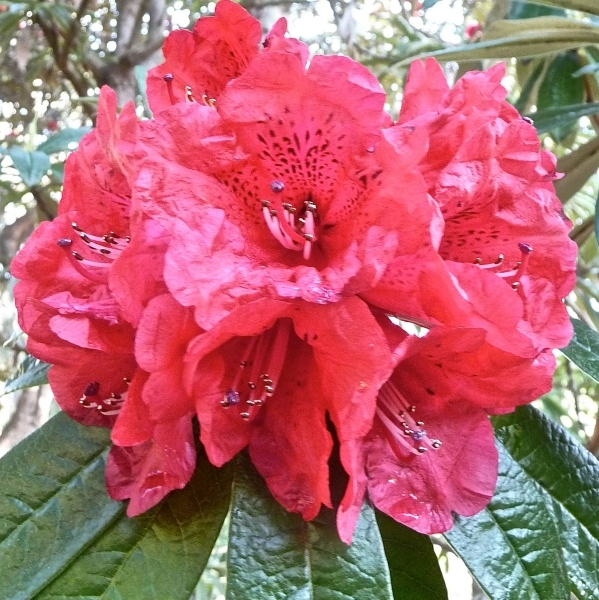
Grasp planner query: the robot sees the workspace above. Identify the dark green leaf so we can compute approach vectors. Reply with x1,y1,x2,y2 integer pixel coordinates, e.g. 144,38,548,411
493,405,599,600
0,412,234,600
36,127,91,155
376,510,448,600
445,441,569,600
528,0,599,16
2,355,50,395
561,318,599,383
514,59,546,112
537,52,585,141
226,453,393,600
0,10,22,39
0,412,121,600
422,0,443,9
509,0,565,19
3,147,51,186
524,101,599,134
50,162,65,184
35,446,233,600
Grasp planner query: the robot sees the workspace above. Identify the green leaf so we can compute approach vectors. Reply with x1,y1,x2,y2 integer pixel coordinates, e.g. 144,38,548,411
226,453,393,599
50,162,65,184
509,0,565,19
524,101,599,133
3,147,51,186
35,446,233,600
514,59,546,113
0,412,121,599
554,135,599,202
411,17,599,63
0,412,234,600
493,405,599,600
2,355,50,395
0,9,22,39
561,318,599,383
528,0,599,17
537,52,585,141
445,441,569,600
422,0,443,9
376,510,448,600
36,127,91,155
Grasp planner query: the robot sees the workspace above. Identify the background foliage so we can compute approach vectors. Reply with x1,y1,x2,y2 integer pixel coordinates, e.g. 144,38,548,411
3,0,599,598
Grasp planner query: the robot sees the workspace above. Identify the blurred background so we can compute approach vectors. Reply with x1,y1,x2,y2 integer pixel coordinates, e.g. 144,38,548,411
0,0,598,597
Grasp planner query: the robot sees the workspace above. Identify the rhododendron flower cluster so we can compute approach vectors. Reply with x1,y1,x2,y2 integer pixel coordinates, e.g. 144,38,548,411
12,0,576,543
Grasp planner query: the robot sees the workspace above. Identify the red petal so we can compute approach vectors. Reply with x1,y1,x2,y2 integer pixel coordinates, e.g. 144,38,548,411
106,415,196,516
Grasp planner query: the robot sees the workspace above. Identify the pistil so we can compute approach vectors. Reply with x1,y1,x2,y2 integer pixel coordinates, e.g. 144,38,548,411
220,319,292,420
376,381,442,457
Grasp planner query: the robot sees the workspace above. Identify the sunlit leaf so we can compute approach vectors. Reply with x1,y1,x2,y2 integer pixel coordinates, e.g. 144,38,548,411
524,102,599,133
37,127,91,155
2,354,50,395
2,147,51,187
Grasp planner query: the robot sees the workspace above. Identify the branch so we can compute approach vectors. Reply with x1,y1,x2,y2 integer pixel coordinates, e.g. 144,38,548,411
59,0,93,67
30,185,57,221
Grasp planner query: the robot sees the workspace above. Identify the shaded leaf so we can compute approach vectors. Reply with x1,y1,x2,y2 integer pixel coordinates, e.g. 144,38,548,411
376,510,448,600
422,0,443,9
537,51,585,141
529,0,599,16
226,452,393,600
561,318,599,383
0,9,22,39
37,127,91,155
445,440,569,600
509,0,565,19
2,354,50,395
3,147,51,186
524,101,599,134
493,405,599,600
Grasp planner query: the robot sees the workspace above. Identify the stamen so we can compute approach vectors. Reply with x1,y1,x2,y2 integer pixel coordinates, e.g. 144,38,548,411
79,379,128,416
261,193,318,260
376,381,442,457
474,243,533,289
220,319,291,419
185,85,196,103
201,94,216,108
163,73,176,105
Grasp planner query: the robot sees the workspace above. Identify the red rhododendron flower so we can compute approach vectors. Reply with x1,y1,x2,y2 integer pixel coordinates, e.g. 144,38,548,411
12,0,576,544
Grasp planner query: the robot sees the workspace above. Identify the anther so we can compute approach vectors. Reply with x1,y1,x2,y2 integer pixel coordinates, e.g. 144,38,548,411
518,242,533,254
416,421,424,426
303,233,314,242
522,116,533,125
123,377,131,384
240,412,250,420
100,249,111,255
185,85,195,102
72,251,84,261
57,238,72,247
110,393,121,400
431,440,442,449
264,385,274,396
248,382,257,390
71,222,82,232
253,399,263,406
417,446,427,454
163,73,174,82
409,405,416,412
79,232,91,243
495,254,504,265
512,281,520,290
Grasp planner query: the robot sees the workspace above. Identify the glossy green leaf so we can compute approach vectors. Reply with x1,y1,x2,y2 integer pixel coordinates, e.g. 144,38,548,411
493,405,599,600
561,318,599,383
376,510,448,600
530,0,599,16
0,412,121,600
3,147,51,186
35,447,233,600
226,453,393,600
0,411,234,600
537,52,585,141
524,101,599,133
2,355,50,395
36,127,91,155
445,441,569,600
